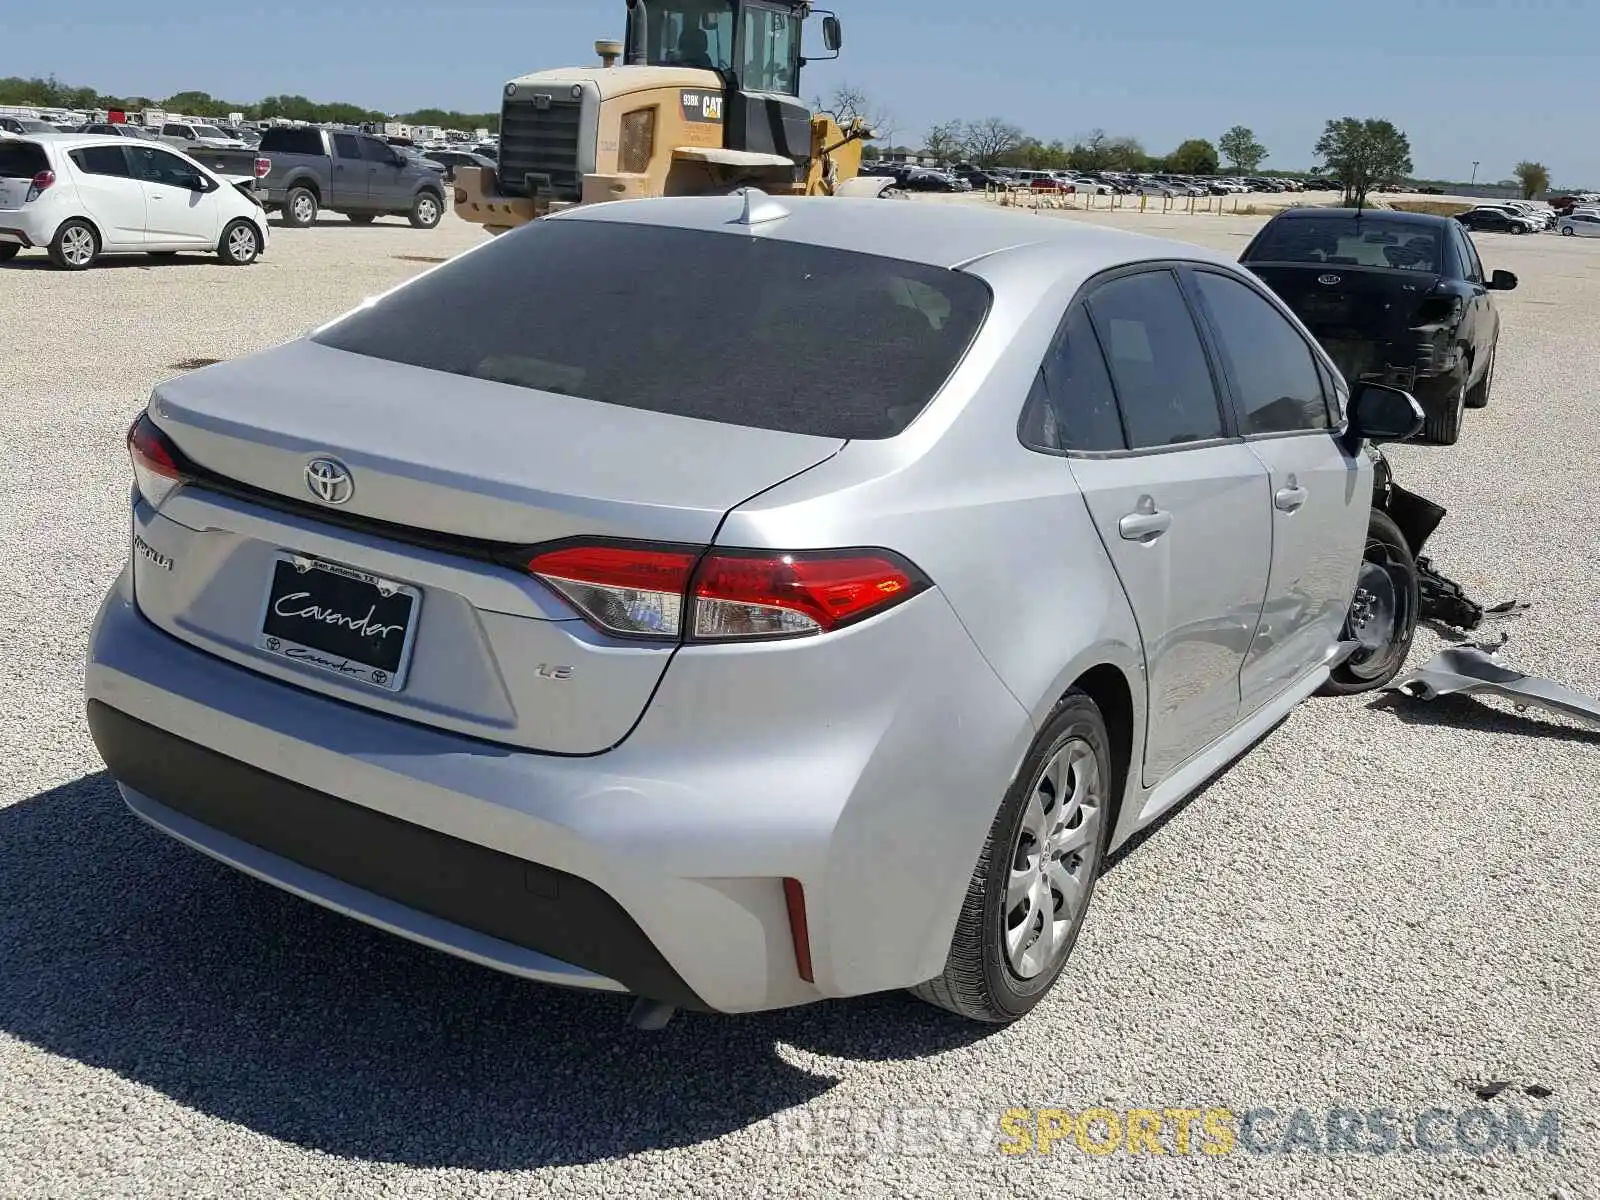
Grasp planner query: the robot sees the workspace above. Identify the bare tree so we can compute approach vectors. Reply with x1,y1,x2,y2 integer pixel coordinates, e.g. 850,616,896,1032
923,120,965,165
813,82,891,139
961,116,1024,167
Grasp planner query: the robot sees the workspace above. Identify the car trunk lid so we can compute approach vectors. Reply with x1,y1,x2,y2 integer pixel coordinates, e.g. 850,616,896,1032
135,340,844,753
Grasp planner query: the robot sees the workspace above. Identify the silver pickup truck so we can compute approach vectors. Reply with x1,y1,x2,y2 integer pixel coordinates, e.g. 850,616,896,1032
254,127,447,228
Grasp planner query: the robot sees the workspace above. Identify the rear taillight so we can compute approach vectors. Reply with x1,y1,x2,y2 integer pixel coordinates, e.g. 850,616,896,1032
523,543,928,642
26,169,54,202
254,156,271,179
127,413,191,508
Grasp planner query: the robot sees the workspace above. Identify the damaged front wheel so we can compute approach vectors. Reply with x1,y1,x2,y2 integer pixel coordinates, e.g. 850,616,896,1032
1321,509,1420,696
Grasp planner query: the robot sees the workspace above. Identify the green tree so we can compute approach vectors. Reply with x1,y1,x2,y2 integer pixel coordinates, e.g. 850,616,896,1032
1168,138,1219,175
1218,125,1267,173
1513,160,1551,199
1313,117,1413,207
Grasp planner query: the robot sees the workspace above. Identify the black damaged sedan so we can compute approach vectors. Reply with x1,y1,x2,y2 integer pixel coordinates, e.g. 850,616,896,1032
1240,207,1516,445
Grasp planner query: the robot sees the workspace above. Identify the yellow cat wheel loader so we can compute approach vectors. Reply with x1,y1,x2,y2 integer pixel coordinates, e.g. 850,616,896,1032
454,0,881,233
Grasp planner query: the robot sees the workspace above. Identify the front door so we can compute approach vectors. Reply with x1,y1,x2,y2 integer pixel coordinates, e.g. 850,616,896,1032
1185,267,1368,712
128,146,219,246
1061,267,1273,784
359,136,404,208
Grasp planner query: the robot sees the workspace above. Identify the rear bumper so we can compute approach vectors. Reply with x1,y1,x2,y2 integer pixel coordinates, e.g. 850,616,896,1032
0,222,39,248
85,563,1033,1013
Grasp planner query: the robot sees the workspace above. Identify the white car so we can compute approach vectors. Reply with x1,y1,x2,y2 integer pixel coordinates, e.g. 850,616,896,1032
0,134,268,270
1558,212,1600,237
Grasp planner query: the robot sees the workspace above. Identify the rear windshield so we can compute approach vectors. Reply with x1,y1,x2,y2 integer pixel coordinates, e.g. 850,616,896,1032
1246,217,1442,272
313,219,992,439
0,142,49,177
259,127,324,155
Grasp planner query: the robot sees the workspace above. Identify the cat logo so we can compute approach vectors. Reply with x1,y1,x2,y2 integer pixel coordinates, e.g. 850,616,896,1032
680,90,724,123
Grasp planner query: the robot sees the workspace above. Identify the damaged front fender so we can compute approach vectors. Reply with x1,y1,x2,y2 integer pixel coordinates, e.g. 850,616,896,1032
1389,646,1600,731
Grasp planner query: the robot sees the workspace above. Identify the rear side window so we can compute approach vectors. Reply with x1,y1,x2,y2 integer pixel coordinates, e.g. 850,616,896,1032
259,127,323,155
0,142,49,178
1191,271,1331,434
1084,270,1224,448
314,218,991,440
70,146,132,178
1021,307,1126,452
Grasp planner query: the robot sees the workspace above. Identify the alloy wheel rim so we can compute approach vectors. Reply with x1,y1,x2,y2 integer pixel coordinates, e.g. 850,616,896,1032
1003,738,1102,980
293,196,313,222
229,226,255,260
63,227,93,265
418,198,438,223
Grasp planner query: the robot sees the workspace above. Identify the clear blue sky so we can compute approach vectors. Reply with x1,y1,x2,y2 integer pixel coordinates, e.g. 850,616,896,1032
5,0,1595,185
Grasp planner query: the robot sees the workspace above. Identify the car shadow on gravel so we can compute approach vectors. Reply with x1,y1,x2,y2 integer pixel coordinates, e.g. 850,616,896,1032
0,256,226,271
0,772,988,1170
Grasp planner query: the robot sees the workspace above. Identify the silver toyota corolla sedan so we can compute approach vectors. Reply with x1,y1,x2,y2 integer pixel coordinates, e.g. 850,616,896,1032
86,193,1422,1024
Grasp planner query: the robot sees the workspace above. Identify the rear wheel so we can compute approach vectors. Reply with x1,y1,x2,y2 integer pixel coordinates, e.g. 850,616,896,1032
1465,347,1494,409
409,191,443,229
283,186,318,228
218,219,260,266
1320,509,1420,695
910,693,1112,1024
49,219,99,270
1421,370,1467,445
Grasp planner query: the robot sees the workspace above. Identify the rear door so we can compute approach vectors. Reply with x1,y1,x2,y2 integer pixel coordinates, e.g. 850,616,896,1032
1185,266,1365,713
330,132,367,207
360,136,405,208
1060,266,1273,784
65,144,147,247
129,145,221,246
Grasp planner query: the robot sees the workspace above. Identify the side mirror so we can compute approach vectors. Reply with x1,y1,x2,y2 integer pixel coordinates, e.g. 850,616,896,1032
1487,269,1518,291
1346,381,1423,446
822,14,843,51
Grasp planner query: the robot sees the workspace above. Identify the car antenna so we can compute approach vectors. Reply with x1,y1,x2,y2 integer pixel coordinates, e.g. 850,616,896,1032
731,187,789,227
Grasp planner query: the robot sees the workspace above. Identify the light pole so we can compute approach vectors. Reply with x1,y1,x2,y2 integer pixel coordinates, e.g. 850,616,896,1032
1471,161,1480,187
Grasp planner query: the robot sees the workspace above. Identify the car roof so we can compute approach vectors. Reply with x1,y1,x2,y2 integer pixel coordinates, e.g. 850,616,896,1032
557,193,1235,272
1268,205,1452,228
16,133,153,152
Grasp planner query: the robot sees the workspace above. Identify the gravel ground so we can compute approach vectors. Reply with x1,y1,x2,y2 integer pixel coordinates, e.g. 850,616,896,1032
2,204,1597,1199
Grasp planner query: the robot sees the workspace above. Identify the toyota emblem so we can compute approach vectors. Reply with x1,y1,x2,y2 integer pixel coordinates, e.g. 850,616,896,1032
305,458,354,505
1317,273,1342,286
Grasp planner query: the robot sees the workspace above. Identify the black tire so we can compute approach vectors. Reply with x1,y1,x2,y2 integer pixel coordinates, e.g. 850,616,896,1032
409,191,443,229
347,213,376,225
48,218,99,270
910,692,1114,1024
1465,347,1494,409
1421,369,1467,445
0,243,21,262
1320,509,1420,696
218,219,260,266
1560,226,1575,237
282,185,318,228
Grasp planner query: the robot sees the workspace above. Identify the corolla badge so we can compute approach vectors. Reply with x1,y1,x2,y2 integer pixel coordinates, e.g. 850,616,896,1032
1318,273,1342,286
305,458,354,505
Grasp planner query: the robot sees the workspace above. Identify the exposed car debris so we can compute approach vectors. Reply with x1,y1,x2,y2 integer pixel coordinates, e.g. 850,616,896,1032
1388,645,1600,731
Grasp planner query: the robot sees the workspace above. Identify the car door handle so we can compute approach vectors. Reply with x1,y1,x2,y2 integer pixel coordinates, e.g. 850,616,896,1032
1275,485,1308,513
1118,506,1173,542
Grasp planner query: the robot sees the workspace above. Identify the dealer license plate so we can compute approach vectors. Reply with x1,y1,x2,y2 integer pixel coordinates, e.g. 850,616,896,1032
256,554,420,691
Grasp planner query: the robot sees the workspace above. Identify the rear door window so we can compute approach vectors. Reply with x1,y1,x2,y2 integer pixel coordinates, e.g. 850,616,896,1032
332,133,362,160
1083,270,1225,449
1020,306,1127,452
313,217,991,440
1190,270,1332,434
69,145,133,178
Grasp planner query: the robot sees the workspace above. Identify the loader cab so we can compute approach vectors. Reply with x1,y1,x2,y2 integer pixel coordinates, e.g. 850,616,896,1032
623,0,841,165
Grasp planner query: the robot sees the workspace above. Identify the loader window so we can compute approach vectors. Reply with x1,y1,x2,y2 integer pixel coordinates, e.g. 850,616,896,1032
636,0,735,73
741,3,802,95
313,217,992,440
